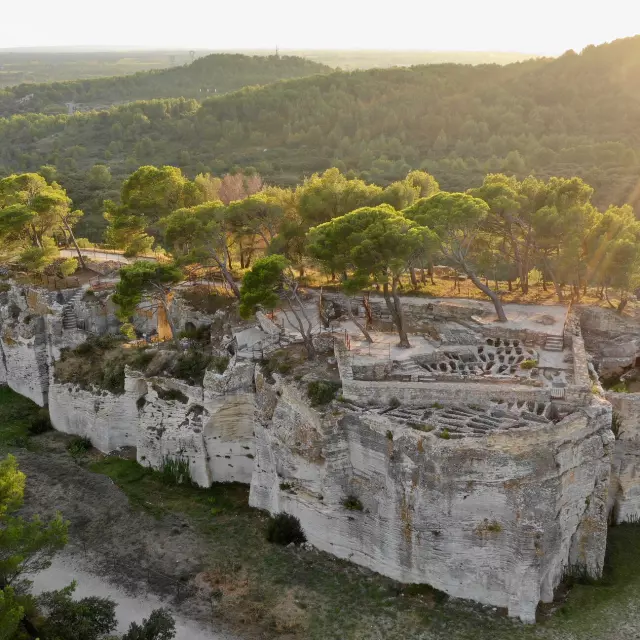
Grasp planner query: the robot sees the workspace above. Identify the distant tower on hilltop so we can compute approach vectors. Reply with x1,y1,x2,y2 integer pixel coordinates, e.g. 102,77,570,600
189,50,196,63
65,102,77,115
276,45,280,58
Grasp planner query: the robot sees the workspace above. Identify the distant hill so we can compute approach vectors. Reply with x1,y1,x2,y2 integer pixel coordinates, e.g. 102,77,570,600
1,37,640,239
0,48,534,90
0,53,331,116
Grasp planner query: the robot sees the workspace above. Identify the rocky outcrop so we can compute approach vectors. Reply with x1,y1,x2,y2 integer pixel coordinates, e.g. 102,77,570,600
605,391,640,523
250,371,613,623
578,306,640,376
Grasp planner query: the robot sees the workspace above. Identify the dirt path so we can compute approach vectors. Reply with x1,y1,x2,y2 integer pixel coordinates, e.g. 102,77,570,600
15,448,240,639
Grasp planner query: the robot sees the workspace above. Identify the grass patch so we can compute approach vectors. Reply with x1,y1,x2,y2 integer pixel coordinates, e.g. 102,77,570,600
160,456,192,486
0,387,43,446
520,359,538,370
408,422,435,433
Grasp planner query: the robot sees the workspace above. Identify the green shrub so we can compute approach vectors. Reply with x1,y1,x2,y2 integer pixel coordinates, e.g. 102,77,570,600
128,347,155,372
178,324,211,344
28,409,52,435
0,282,11,293
160,456,192,486
58,258,78,277
172,350,212,385
342,495,363,511
520,359,538,370
438,429,451,440
307,380,342,406
610,381,630,393
67,436,92,455
261,351,294,379
119,322,136,340
386,430,393,440
75,238,94,248
266,513,306,546
211,355,230,374
388,397,401,409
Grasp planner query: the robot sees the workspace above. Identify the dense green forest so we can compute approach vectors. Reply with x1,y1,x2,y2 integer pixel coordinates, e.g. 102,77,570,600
1,37,639,239
0,54,330,116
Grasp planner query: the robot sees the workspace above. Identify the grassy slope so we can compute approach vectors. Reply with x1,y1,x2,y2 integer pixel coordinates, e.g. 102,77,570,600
0,385,638,638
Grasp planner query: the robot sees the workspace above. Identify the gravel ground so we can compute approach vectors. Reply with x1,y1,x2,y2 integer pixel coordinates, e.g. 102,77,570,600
14,446,241,639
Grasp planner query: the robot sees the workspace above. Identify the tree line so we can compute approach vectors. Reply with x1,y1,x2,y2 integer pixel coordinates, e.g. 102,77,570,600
1,36,640,240
75,164,638,354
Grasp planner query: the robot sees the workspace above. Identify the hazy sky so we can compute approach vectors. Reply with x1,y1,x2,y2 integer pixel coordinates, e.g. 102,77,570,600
3,0,639,53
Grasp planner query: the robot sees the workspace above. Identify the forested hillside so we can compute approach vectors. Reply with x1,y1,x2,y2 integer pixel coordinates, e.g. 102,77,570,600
0,54,330,117
1,37,640,239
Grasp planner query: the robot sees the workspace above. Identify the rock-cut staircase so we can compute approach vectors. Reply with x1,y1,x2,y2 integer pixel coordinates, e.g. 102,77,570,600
544,335,564,352
62,290,84,330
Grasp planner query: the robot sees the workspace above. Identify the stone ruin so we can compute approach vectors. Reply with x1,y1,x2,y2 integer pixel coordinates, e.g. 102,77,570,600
0,283,634,623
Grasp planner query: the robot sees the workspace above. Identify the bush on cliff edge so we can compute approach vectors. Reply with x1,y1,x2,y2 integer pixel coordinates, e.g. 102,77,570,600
266,513,306,546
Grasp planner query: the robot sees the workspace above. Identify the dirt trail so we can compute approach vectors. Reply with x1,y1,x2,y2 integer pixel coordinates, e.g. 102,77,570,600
14,449,240,639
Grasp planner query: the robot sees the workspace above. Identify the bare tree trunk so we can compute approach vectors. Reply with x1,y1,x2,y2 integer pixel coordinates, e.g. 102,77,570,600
284,294,317,360
462,264,508,322
383,281,410,348
618,296,628,314
211,250,241,298
160,295,182,348
543,258,563,303
410,268,418,288
428,260,435,285
342,295,373,343
62,218,86,269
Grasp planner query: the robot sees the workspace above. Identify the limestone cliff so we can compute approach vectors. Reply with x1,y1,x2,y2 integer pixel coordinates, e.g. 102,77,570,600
249,370,613,622
605,391,640,523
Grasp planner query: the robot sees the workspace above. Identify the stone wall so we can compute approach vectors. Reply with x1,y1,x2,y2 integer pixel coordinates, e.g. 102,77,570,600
249,372,613,623
605,391,640,523
336,341,551,407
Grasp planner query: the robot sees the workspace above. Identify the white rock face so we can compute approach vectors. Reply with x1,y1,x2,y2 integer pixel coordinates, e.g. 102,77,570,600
606,391,640,523
49,362,256,487
250,372,613,623
48,378,141,452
